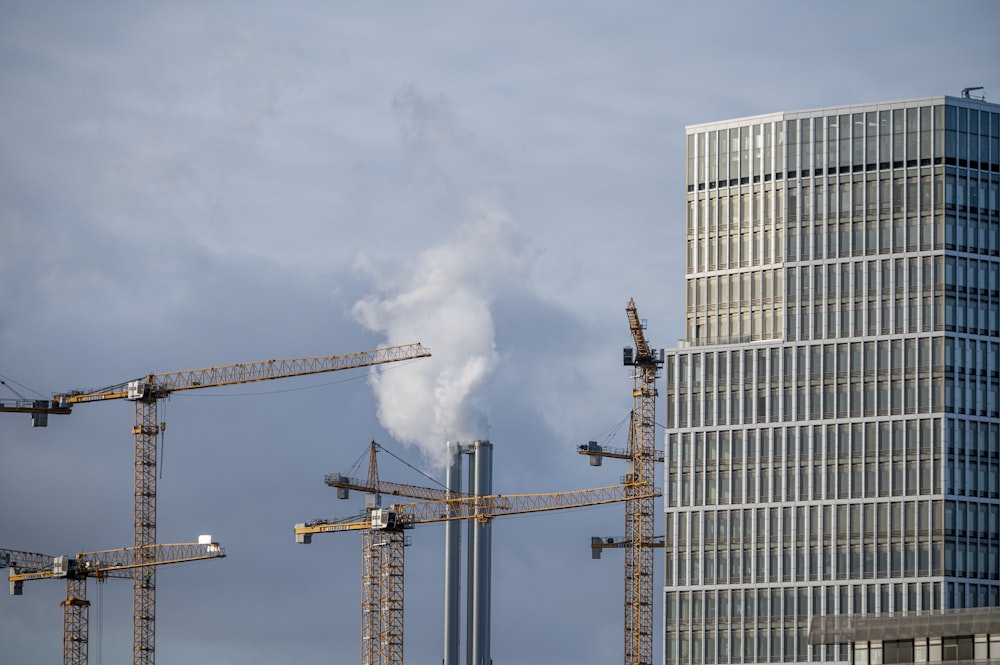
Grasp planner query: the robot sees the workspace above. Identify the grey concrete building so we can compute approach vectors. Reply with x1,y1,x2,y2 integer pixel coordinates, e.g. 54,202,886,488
663,94,1000,664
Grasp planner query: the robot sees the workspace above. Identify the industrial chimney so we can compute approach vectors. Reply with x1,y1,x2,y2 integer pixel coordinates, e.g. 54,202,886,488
442,440,493,665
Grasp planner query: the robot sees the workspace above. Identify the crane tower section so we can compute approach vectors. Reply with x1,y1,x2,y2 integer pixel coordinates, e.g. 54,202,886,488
623,298,663,665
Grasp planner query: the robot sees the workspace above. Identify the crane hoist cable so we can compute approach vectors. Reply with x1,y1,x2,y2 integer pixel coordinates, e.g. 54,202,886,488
374,441,451,493
0,373,48,399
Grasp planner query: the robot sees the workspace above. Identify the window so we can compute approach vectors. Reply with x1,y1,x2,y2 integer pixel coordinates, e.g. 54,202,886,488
882,639,914,664
941,636,974,662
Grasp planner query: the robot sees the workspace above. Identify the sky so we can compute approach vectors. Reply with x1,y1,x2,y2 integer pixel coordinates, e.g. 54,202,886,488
1,1,998,663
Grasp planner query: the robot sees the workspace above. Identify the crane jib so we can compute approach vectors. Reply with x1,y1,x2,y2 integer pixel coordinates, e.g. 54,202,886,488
48,343,431,405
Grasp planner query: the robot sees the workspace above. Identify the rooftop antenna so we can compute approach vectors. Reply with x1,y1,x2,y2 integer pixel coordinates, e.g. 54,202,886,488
961,86,985,100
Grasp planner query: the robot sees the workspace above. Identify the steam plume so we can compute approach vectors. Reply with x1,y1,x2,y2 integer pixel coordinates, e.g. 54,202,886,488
353,86,533,466
353,205,529,467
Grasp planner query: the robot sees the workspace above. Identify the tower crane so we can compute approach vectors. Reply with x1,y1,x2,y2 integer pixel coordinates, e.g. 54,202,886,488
2,540,225,665
296,478,659,665
322,439,466,665
2,342,430,665
580,299,663,665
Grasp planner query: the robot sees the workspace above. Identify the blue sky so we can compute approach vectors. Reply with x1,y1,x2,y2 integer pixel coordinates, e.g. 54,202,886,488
1,2,998,663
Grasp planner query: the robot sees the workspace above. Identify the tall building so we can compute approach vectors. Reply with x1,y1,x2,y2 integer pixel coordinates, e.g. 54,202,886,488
663,94,1000,664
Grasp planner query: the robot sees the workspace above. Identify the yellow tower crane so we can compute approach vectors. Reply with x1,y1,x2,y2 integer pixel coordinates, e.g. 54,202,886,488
2,540,225,665
320,439,465,665
296,477,659,665
3,343,430,665
579,299,663,665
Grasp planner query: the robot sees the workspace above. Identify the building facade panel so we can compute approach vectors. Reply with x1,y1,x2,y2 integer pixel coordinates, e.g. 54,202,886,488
665,95,1000,665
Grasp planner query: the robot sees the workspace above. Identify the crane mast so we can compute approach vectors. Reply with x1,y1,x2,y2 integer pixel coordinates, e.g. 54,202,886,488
3,541,225,665
578,302,664,665
6,343,430,665
360,526,406,665
325,439,455,665
624,298,662,665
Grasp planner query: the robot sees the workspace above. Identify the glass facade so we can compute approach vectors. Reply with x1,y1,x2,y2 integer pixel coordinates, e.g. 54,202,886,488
664,96,1000,665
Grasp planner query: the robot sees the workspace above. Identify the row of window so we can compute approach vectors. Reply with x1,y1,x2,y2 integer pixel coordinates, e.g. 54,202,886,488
664,502,1000,582
664,417,1000,500
686,172,1000,285
667,337,1000,428
785,173,997,225
664,582,1000,665
671,340,958,390
666,531,999,586
689,257,1000,346
857,635,1000,665
666,499,1000,547
685,104,1000,189
665,419,950,465
668,448,999,506
664,581,957,664
689,234,1000,317
664,582,952,625
787,254,995,304
668,374,1000,428
689,212,1000,285
785,294,1000,343
786,213,1000,266
668,457,951,508
688,305,784,345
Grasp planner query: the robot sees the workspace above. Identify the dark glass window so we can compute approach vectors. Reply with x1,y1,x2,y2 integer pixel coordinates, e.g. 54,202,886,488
883,639,914,663
941,636,974,661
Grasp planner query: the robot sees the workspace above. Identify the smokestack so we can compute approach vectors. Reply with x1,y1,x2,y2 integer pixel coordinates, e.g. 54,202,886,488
469,440,493,665
443,441,463,665
466,451,474,665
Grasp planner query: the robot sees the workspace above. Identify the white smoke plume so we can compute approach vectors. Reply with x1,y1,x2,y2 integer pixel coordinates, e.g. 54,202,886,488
352,86,532,467
352,207,530,467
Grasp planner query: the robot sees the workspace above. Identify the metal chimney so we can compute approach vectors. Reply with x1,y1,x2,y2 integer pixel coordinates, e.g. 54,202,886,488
469,440,493,665
443,441,463,665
